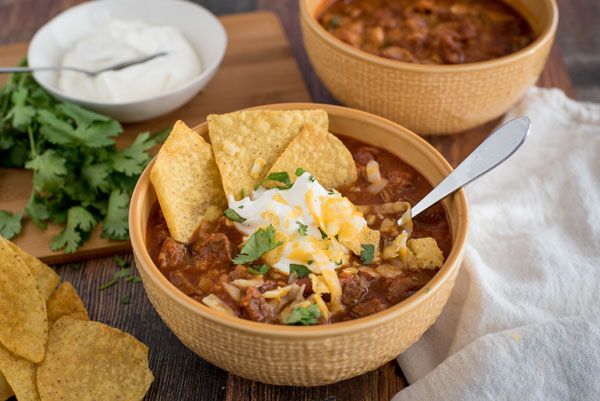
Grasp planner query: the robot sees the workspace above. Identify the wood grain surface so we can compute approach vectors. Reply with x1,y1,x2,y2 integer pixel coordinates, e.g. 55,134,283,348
0,1,579,400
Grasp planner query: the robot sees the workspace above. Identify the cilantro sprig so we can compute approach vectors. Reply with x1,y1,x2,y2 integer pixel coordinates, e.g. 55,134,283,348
360,244,375,264
290,264,311,278
255,171,292,190
0,62,170,252
224,208,246,223
248,264,270,275
296,221,308,236
285,304,322,325
232,224,283,264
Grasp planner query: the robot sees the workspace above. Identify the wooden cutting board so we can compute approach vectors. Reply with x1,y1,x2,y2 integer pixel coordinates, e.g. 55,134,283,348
0,11,312,264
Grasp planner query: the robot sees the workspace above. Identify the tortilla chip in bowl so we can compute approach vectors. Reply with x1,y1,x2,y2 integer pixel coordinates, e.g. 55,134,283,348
129,104,468,386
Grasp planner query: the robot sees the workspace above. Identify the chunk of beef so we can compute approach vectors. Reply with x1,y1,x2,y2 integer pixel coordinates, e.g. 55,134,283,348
352,298,387,317
258,280,278,293
191,233,232,270
384,275,420,303
295,277,314,297
157,238,186,270
340,275,367,307
240,287,273,323
229,265,252,280
170,270,201,297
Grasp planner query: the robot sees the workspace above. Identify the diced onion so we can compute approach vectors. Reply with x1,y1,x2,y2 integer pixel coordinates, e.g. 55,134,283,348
358,266,379,278
202,294,235,316
231,277,264,288
375,264,403,278
366,160,382,183
382,232,408,260
367,178,388,194
222,282,241,302
379,217,395,232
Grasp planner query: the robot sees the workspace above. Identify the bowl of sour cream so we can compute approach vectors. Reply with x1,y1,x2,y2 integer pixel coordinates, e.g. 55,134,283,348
28,0,227,122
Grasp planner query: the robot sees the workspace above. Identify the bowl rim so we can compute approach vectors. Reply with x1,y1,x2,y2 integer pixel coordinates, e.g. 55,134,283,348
300,0,558,72
27,0,227,107
130,103,469,338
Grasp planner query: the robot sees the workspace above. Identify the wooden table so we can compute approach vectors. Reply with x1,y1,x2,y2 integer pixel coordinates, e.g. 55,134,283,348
0,1,579,400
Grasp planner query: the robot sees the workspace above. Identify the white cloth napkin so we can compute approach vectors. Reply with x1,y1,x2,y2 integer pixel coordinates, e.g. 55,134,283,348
392,87,600,401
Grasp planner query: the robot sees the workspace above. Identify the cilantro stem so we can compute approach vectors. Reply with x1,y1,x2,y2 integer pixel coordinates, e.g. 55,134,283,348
27,125,36,158
98,279,117,291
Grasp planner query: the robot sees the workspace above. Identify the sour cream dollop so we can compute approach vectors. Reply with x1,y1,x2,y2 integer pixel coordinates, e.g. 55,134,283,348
228,173,370,275
58,18,201,102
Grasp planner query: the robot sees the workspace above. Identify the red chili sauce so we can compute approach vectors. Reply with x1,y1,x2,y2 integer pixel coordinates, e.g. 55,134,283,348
318,0,535,64
146,135,452,324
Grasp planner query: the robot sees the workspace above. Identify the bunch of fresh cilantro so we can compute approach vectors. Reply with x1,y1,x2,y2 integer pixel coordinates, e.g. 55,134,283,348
0,61,169,252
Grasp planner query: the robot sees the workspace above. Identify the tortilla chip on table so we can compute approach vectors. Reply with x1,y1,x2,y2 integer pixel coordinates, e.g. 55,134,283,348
0,235,59,300
36,316,154,401
0,238,47,364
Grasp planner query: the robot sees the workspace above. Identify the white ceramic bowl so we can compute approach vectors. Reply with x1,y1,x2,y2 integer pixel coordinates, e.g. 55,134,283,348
28,0,227,122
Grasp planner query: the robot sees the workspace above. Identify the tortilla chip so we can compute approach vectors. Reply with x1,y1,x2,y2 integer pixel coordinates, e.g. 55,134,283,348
46,282,89,326
0,371,13,401
358,228,381,259
37,316,154,401
0,235,59,300
0,239,47,363
265,123,357,190
0,344,39,401
207,109,328,200
151,120,227,242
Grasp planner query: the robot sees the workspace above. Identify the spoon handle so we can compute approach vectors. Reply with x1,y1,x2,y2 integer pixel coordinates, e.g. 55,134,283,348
410,116,531,218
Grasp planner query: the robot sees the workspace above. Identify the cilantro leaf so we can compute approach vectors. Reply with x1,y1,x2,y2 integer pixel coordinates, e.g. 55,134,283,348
6,88,35,130
82,162,112,193
0,210,24,239
50,206,97,253
25,149,67,192
38,103,122,148
101,189,129,240
248,264,270,275
111,132,154,176
232,224,283,264
289,264,311,278
296,221,308,236
295,167,306,176
114,255,130,267
25,192,49,230
255,172,292,190
224,208,246,223
360,244,375,264
285,304,322,325
57,103,121,148
113,267,131,279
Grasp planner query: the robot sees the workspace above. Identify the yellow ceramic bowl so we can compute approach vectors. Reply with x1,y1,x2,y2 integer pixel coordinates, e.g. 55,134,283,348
300,0,558,135
129,104,469,386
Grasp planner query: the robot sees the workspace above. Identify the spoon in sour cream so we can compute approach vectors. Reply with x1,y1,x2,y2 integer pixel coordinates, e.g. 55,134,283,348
407,116,531,220
0,51,168,76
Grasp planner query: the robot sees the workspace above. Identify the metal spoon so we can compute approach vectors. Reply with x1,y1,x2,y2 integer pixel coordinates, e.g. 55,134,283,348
0,51,168,76
406,116,531,220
